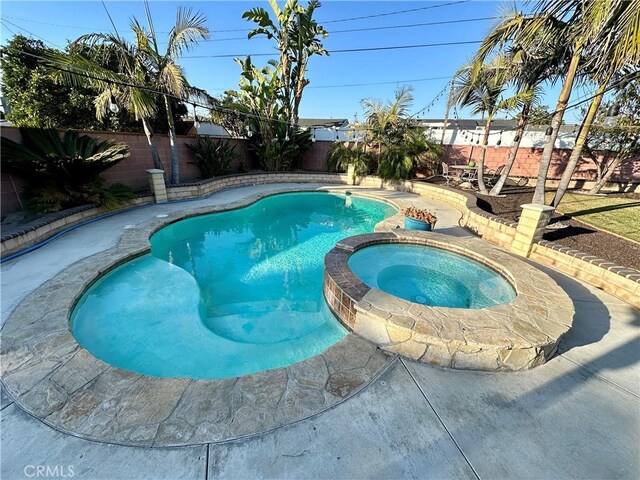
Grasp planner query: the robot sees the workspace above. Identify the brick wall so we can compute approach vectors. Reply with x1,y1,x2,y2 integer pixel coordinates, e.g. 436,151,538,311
442,144,640,183
0,127,251,215
3,125,639,216
299,140,333,171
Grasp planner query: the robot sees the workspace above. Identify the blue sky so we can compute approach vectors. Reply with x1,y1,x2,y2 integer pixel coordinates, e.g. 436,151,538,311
1,1,586,123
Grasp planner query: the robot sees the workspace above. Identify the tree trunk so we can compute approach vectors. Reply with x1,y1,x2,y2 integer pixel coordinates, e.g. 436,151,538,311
490,104,529,196
588,155,624,194
292,52,306,126
163,95,180,185
141,117,164,171
440,80,454,148
551,81,607,207
531,44,583,204
476,115,493,195
280,46,292,122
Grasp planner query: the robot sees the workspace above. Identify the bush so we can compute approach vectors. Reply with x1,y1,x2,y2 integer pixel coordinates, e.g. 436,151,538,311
327,142,377,175
1,128,134,212
377,146,413,180
251,124,312,171
186,136,238,178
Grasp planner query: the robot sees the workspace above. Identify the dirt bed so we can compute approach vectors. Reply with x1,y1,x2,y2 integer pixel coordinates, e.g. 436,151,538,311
472,186,640,272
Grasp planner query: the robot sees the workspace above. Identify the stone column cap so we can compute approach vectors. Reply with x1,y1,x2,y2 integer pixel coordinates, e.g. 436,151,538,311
520,203,555,212
146,169,165,174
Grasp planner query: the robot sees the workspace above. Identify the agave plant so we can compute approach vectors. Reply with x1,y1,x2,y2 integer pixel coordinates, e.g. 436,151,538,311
1,128,134,212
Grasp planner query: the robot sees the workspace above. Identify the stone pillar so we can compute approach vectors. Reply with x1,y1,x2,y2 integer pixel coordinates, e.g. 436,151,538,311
147,169,168,203
510,203,555,257
347,164,356,186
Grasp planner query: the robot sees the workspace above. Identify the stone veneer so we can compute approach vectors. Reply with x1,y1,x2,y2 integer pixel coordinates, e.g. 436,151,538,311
0,186,391,447
324,230,575,371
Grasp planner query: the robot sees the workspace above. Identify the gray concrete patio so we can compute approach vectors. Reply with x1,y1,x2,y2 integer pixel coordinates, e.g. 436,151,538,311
1,183,638,479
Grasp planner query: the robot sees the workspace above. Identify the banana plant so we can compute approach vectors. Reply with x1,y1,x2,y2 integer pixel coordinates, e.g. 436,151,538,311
243,0,328,126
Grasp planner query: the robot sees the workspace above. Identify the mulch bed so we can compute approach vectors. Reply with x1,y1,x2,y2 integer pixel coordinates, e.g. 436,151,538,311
472,186,640,272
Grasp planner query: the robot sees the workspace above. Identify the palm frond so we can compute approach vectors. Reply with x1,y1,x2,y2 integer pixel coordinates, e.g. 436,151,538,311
166,7,210,58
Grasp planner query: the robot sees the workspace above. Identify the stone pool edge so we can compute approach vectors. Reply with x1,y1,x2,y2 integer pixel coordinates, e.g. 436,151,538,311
0,186,397,448
323,230,575,371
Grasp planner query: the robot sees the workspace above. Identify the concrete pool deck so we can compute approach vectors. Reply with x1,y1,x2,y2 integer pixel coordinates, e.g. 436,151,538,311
1,183,638,479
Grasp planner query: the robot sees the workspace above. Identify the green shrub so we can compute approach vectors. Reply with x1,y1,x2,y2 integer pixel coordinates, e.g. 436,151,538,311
1,127,134,212
377,146,413,180
327,142,377,176
251,125,312,171
186,136,238,178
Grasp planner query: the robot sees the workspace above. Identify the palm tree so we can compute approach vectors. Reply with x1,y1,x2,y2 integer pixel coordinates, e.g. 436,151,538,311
551,0,640,206
472,10,569,196
140,2,209,185
550,78,609,206
361,85,414,153
47,4,209,185
48,33,163,171
451,55,519,195
514,0,639,204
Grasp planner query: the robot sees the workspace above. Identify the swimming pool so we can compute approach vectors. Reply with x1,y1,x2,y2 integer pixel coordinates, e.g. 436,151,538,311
348,244,516,308
71,192,396,379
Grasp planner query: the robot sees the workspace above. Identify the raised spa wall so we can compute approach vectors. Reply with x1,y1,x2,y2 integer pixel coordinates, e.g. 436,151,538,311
323,230,575,372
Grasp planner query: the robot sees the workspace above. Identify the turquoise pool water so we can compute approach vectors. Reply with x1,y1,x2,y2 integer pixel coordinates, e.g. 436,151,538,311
71,192,396,379
349,244,516,309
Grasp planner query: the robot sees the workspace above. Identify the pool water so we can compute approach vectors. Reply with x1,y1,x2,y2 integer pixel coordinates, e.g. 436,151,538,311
349,244,516,309
71,192,396,379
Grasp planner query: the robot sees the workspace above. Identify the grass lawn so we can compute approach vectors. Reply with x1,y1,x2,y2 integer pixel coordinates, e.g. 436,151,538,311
549,192,640,243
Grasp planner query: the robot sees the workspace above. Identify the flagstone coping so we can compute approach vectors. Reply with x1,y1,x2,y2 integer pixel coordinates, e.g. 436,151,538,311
323,230,575,371
0,187,397,447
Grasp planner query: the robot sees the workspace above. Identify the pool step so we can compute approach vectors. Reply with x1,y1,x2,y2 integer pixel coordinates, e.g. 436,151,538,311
204,300,333,344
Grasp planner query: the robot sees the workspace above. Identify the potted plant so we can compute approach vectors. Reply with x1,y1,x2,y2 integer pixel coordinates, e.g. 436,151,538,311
403,206,437,231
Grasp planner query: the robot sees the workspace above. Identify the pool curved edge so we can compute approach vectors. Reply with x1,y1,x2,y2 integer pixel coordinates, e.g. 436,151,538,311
0,186,395,448
323,230,575,371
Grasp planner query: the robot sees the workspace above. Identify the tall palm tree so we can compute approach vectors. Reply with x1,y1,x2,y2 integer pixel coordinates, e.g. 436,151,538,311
519,0,639,204
141,2,209,185
47,4,209,185
551,0,640,206
472,10,568,196
48,33,164,171
452,55,523,195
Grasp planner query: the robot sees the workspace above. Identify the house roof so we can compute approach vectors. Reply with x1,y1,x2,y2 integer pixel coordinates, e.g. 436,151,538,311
412,118,578,132
298,118,349,128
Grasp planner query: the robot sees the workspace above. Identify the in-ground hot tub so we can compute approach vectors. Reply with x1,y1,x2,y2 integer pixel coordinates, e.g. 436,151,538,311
349,243,516,309
323,230,575,371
